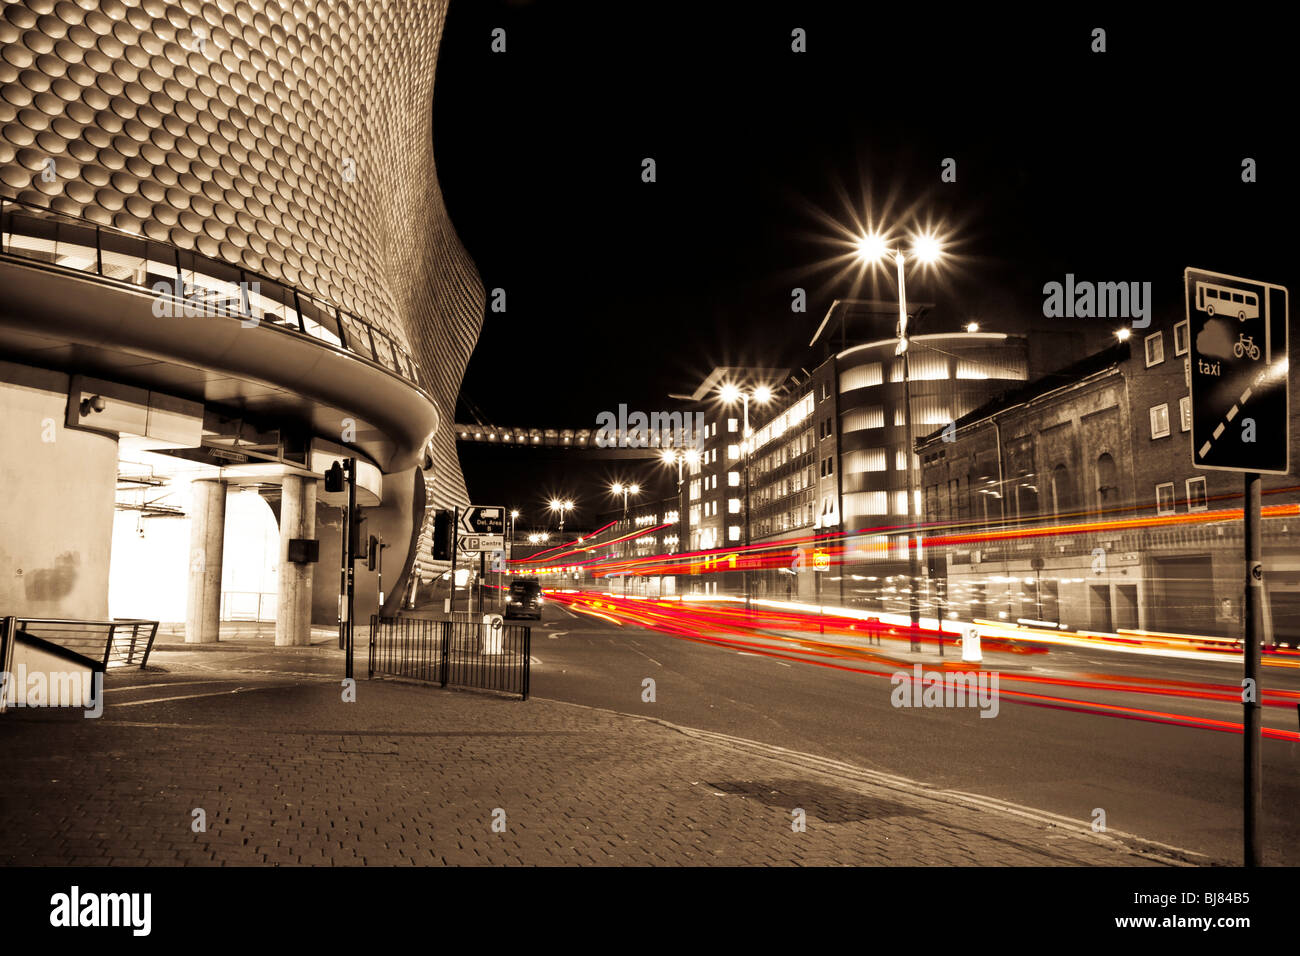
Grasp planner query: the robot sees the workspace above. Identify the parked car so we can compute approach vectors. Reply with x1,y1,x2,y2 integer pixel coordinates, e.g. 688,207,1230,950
505,579,544,620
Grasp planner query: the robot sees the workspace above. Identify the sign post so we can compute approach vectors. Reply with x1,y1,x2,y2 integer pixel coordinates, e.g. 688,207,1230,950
456,507,505,615
1186,267,1289,868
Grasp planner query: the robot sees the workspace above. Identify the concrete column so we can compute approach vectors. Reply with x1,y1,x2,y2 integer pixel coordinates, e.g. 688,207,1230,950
0,366,117,619
185,479,227,643
276,475,316,646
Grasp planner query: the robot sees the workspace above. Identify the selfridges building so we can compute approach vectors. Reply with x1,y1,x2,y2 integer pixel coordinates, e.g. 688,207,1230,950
0,0,482,642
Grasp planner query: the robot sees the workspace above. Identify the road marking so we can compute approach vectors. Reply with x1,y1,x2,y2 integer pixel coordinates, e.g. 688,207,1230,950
111,684,301,707
106,679,229,694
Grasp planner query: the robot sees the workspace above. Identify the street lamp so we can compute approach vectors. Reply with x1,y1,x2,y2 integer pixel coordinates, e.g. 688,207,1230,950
719,382,772,611
856,228,947,651
610,481,640,519
549,497,574,532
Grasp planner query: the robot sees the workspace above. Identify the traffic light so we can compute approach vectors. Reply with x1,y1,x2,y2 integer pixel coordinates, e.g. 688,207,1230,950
324,460,345,493
367,534,379,571
432,509,453,560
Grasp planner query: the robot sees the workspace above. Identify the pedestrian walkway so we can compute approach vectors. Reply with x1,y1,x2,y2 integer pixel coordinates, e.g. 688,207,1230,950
0,629,1208,866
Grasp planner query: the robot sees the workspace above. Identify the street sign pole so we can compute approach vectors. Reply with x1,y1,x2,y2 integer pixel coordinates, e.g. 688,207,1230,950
450,506,459,614
345,457,356,681
1186,267,1288,868
1244,472,1262,867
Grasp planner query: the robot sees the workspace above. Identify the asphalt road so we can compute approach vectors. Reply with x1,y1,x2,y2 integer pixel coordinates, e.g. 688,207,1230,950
527,600,1300,865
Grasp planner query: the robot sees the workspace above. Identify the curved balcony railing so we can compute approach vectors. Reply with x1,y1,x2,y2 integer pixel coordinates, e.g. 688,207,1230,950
0,193,428,394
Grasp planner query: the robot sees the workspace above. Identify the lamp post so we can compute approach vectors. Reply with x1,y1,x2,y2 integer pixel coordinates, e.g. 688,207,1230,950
611,481,640,520
856,230,945,652
719,383,772,612
549,498,573,533
611,482,639,597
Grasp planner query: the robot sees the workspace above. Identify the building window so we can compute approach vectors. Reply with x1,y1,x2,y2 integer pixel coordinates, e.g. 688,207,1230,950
825,456,834,475
728,418,738,433
1052,463,1074,515
1174,319,1190,356
1156,481,1175,516
727,444,740,461
728,498,741,514
1186,476,1208,512
727,471,740,487
728,525,741,542
1150,403,1171,439
1145,332,1165,367
1096,453,1119,507
1179,395,1192,432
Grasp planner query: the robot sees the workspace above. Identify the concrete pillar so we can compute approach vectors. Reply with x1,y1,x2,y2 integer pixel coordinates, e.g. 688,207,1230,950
0,365,117,619
276,475,316,646
185,479,227,643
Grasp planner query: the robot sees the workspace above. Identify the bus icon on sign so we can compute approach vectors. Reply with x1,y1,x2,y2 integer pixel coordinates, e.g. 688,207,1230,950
1196,281,1259,321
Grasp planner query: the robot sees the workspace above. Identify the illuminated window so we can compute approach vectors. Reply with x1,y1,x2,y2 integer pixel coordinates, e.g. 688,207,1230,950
728,498,741,514
1174,320,1190,356
1156,481,1175,515
1145,332,1165,367
1179,395,1192,432
1186,476,1207,512
728,471,740,487
1150,403,1170,439
727,444,740,460
728,525,741,542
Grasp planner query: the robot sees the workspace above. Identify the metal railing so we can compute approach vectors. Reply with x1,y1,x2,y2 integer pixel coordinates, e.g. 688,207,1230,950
368,615,530,700
220,591,277,623
1,617,159,670
0,193,428,393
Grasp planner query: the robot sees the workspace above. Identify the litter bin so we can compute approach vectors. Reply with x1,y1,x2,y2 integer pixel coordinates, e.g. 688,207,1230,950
481,614,504,655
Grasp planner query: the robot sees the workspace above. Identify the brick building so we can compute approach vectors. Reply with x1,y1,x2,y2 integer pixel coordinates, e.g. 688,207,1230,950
916,313,1300,642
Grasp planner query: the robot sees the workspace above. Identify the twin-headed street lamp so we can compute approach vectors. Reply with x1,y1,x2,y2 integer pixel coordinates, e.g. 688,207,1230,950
719,382,772,611
854,228,946,650
548,497,574,532
610,481,640,519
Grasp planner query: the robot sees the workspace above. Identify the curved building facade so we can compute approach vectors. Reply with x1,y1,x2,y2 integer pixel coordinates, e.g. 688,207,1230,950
0,0,482,639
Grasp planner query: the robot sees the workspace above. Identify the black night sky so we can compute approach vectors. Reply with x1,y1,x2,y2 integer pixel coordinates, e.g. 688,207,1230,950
432,3,1293,528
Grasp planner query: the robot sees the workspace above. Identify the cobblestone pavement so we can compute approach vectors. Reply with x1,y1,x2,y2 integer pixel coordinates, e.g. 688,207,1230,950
0,639,1203,866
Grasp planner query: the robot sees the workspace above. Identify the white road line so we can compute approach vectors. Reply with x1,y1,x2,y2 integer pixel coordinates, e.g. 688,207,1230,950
112,684,298,707
106,679,228,694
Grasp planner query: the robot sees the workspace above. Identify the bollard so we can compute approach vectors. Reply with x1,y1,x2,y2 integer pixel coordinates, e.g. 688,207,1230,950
961,625,982,663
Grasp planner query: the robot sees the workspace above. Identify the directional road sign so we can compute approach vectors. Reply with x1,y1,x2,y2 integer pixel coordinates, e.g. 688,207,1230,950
1186,268,1289,475
457,505,505,552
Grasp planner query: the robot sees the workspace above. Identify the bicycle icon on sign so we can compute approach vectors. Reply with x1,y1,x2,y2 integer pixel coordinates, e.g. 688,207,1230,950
1233,333,1261,361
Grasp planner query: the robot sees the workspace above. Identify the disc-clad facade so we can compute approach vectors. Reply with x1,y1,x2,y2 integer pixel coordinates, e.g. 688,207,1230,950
0,0,482,632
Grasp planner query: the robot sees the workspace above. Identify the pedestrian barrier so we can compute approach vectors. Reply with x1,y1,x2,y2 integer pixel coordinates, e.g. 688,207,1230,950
367,615,530,700
1,617,159,670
